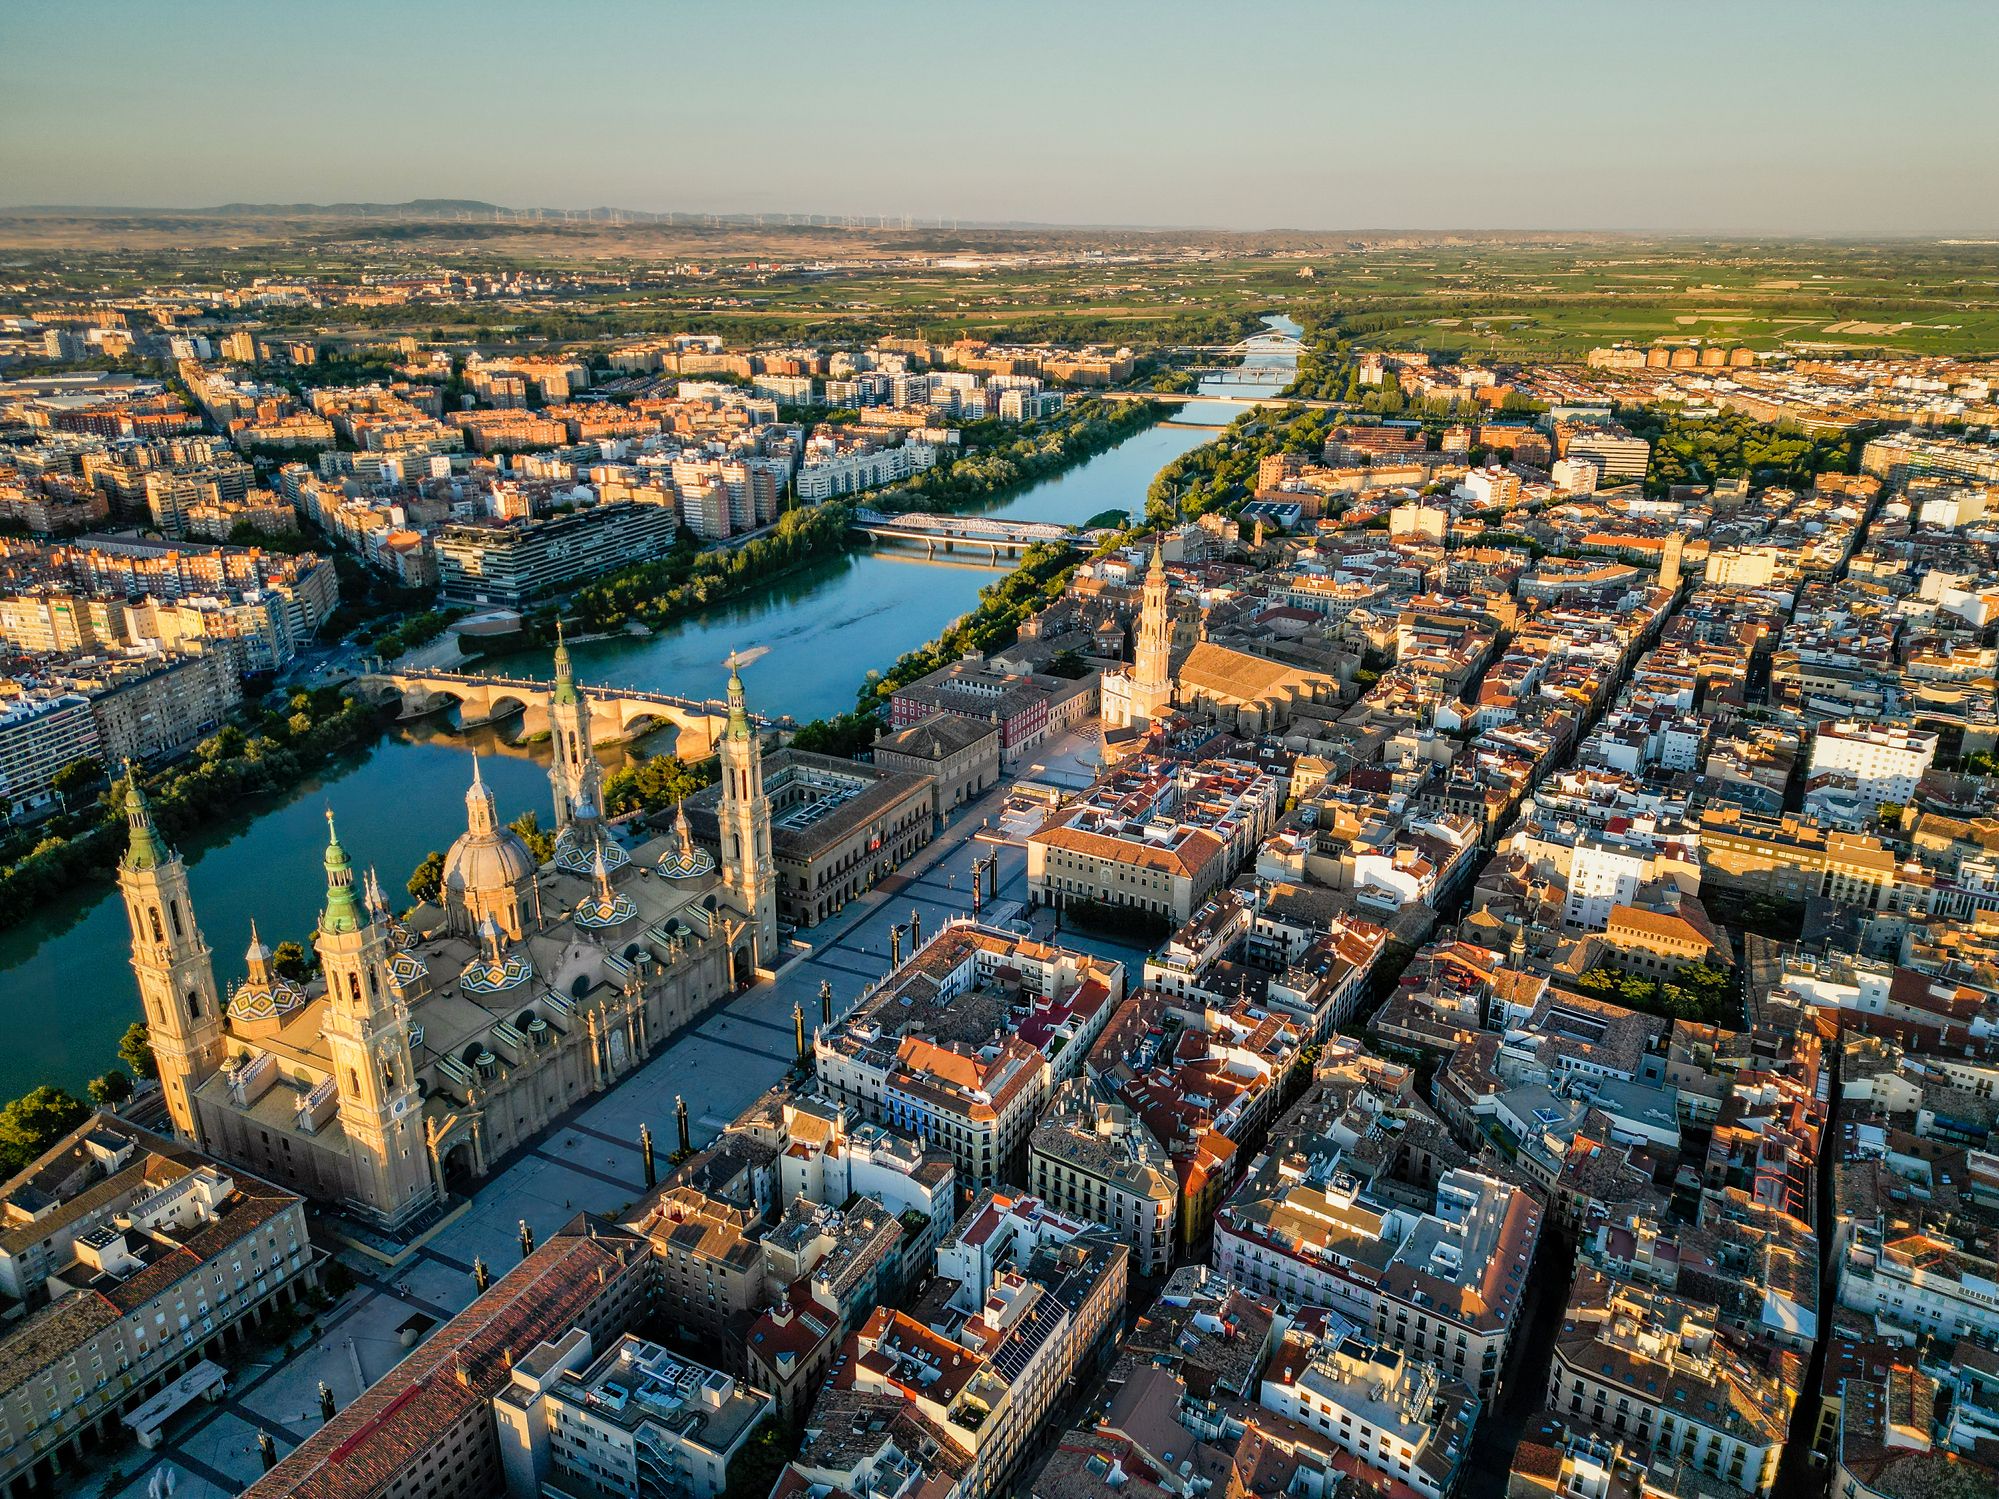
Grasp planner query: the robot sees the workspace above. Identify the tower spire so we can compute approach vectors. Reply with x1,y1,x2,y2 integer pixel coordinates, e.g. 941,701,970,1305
121,761,168,871
466,753,500,837
552,619,577,706
726,649,750,741
321,809,366,935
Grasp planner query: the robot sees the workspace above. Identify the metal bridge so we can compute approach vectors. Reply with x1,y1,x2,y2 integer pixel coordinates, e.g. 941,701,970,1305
849,509,1086,562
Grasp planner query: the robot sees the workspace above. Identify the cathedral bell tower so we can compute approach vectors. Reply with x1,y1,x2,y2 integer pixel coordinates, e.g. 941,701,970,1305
117,770,223,1145
314,812,437,1230
718,653,777,974
1134,537,1173,702
548,622,604,836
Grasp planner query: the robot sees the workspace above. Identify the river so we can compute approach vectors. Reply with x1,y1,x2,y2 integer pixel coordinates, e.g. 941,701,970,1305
0,318,1298,1099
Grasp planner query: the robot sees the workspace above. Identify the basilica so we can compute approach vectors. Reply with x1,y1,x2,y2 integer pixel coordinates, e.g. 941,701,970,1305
118,641,778,1233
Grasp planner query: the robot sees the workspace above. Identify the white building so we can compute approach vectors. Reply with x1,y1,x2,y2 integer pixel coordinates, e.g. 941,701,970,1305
493,1331,772,1499
1809,721,1938,815
0,692,101,819
1261,1329,1478,1499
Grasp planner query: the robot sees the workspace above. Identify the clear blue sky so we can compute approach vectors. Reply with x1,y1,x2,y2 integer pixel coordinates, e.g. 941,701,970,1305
2,0,1993,234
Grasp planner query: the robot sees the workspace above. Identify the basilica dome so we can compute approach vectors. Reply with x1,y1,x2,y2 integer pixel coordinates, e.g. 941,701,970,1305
442,758,538,941
442,822,537,898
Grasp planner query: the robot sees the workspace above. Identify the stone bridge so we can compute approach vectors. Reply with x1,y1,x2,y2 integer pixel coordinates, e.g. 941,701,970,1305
356,670,763,759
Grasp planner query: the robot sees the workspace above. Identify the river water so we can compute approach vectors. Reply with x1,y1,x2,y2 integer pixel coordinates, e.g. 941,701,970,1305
0,319,1297,1098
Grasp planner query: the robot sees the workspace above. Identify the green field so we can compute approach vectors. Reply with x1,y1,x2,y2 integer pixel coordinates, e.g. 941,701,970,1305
2,216,1995,360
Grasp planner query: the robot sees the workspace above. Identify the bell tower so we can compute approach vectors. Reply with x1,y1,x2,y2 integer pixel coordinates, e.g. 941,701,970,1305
314,812,437,1229
548,623,603,835
1134,538,1173,700
117,770,223,1144
718,653,777,971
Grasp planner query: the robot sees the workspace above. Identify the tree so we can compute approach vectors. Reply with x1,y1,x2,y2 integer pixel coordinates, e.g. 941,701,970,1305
408,849,447,905
510,811,556,864
87,1071,134,1107
0,1086,90,1173
117,1020,157,1080
272,940,315,982
50,756,105,810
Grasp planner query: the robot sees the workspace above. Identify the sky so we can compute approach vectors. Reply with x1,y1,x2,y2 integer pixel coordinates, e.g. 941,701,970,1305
2,0,1995,235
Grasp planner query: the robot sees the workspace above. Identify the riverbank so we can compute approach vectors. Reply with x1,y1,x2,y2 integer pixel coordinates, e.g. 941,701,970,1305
562,396,1163,636
0,689,385,934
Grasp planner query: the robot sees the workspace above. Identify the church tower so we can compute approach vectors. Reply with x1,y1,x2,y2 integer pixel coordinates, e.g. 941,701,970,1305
1120,537,1177,725
548,623,603,835
314,812,436,1230
718,653,777,973
118,772,223,1144
1658,529,1685,593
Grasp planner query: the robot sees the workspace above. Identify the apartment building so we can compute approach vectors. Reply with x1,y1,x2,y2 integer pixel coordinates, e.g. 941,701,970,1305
493,1331,771,1499
1547,1271,1791,1495
1260,1325,1478,1499
628,1187,768,1367
0,691,99,817
1027,757,1281,923
1562,426,1652,482
434,502,678,607
54,647,242,765
0,1117,314,1496
1837,1221,1999,1344
1809,720,1939,818
813,921,1119,1188
1028,1078,1177,1274
1214,1162,1542,1398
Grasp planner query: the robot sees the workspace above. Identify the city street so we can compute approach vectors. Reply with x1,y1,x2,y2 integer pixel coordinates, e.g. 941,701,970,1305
77,725,1134,1499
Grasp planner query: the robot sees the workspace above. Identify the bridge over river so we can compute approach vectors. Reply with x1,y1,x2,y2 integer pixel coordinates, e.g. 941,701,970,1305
355,669,782,759
849,508,1090,562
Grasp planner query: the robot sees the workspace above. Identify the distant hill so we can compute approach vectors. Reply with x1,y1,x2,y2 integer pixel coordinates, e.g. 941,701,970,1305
204,199,506,217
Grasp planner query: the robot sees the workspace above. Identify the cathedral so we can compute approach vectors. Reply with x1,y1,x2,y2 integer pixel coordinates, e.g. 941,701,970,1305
119,643,780,1233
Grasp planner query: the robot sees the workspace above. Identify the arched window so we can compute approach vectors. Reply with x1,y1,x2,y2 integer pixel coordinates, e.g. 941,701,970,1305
149,906,164,945
347,973,362,1004
186,990,201,1022
349,1068,360,1094
168,901,184,939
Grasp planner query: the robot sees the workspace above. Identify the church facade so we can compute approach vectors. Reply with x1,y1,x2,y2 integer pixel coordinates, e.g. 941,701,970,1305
119,646,777,1233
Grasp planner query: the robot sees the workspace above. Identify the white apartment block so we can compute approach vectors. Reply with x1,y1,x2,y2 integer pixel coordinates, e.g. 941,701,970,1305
493,1330,772,1499
0,692,101,819
1809,720,1938,813
1837,1221,1999,1344
1260,1331,1478,1499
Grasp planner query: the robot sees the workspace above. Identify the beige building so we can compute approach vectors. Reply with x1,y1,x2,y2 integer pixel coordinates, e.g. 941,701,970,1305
1548,1271,1791,1494
872,711,1000,817
0,1117,313,1496
124,651,775,1232
685,746,935,932
631,1186,768,1363
70,647,242,765
1028,1078,1177,1274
